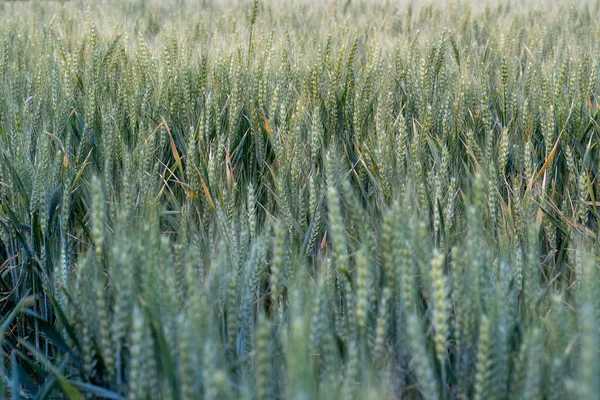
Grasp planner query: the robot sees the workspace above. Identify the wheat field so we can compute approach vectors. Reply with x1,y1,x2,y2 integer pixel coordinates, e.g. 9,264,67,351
1,0,599,399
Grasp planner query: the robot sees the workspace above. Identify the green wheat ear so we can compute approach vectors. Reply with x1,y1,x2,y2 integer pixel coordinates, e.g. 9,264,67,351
430,250,448,364
474,315,491,400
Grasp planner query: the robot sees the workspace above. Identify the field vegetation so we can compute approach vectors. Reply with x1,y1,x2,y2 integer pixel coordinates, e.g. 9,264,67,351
1,0,600,398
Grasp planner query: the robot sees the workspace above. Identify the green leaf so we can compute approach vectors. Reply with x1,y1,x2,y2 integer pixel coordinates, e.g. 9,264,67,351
11,352,19,400
46,290,82,353
0,292,33,334
142,303,180,400
32,357,69,400
66,381,126,400
17,340,85,400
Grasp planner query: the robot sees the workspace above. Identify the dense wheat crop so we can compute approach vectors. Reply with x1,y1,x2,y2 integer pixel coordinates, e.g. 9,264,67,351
1,0,600,398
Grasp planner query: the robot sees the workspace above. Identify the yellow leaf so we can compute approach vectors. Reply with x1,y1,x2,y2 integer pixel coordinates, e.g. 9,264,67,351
199,174,215,211
161,117,184,178
261,110,273,139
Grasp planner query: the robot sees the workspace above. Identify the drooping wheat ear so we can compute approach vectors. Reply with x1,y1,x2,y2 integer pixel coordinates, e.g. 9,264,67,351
524,140,533,185
555,59,568,100
407,312,439,400
255,313,272,400
56,231,69,309
430,250,448,364
306,175,321,256
395,111,408,180
564,144,576,182
311,106,322,168
443,176,458,239
381,208,396,293
91,175,105,258
487,177,497,230
128,305,145,400
309,277,326,358
204,339,231,400
501,57,508,118
110,243,133,372
355,245,370,332
514,245,523,295
81,323,97,380
572,302,599,398
509,337,528,398
342,337,359,400
373,287,392,361
247,182,257,239
499,127,509,178
586,62,597,102
396,222,414,313
327,183,348,277
473,315,491,400
522,328,542,399
96,282,114,376
179,314,199,400
270,221,285,314
465,129,483,165
227,268,239,351
576,169,588,224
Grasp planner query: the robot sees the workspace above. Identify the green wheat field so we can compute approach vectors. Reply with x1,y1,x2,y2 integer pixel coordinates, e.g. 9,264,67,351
1,0,600,398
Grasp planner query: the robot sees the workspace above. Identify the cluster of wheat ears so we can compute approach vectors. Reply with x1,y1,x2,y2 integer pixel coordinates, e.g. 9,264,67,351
0,0,599,398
